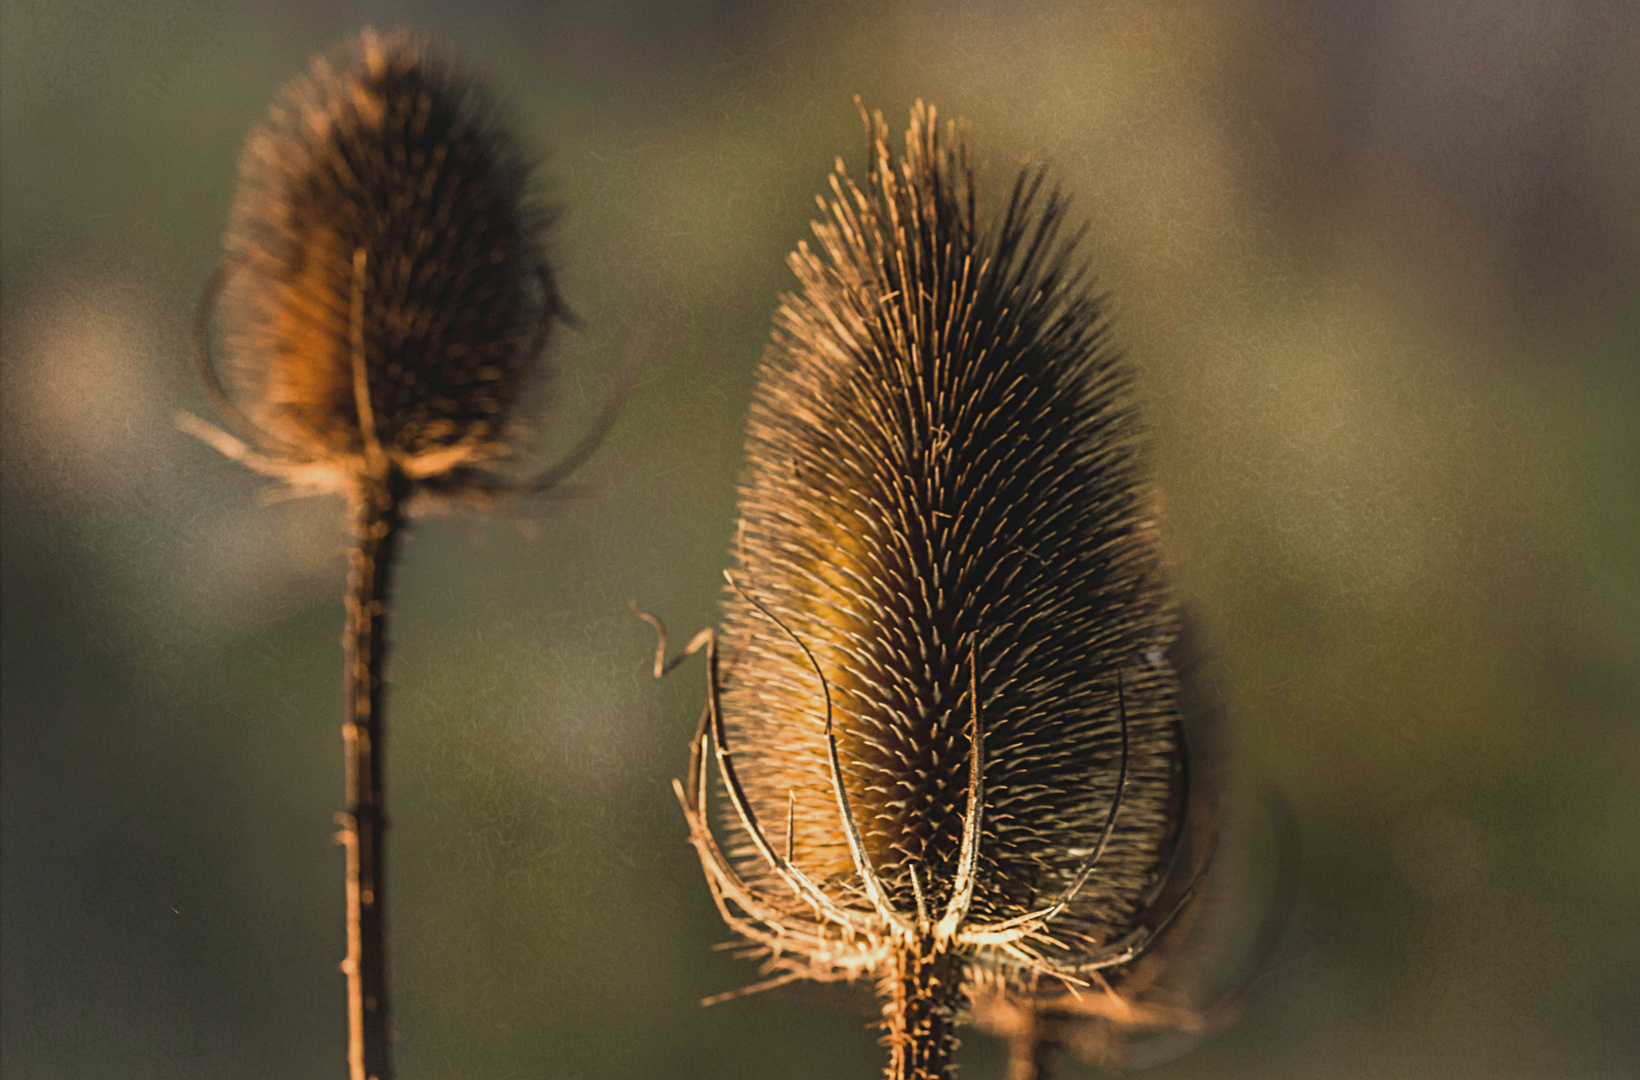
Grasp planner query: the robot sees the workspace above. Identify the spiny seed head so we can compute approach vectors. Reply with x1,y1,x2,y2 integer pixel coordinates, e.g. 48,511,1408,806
685,100,1204,1036
215,28,560,490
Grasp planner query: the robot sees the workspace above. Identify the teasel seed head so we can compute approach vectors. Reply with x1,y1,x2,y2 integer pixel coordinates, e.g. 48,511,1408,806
652,101,1219,1078
182,28,569,505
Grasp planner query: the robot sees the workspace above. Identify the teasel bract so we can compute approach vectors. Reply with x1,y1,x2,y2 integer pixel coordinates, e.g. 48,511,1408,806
642,102,1221,1079
180,29,605,1080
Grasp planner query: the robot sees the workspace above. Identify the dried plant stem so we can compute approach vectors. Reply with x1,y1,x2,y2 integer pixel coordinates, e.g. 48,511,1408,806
881,935,962,1080
337,470,408,1080
1006,1028,1060,1080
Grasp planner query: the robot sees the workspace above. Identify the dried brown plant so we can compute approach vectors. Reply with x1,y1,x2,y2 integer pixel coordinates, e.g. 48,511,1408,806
642,102,1224,1079
180,29,612,1080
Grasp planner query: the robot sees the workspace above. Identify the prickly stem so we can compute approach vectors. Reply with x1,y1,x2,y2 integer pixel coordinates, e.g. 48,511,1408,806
338,467,408,1080
881,934,963,1080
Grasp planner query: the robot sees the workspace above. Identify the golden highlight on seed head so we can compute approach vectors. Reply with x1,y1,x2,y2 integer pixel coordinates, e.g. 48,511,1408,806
655,101,1224,1076
191,28,562,498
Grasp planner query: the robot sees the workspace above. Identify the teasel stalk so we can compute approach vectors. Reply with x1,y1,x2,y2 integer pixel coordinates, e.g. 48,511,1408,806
641,102,1219,1079
180,30,614,1080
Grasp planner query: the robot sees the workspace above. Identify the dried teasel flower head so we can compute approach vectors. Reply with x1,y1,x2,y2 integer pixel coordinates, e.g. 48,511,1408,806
182,28,577,506
642,102,1223,1079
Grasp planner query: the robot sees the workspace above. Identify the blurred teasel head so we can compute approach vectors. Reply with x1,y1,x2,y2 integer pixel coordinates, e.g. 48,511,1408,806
647,101,1222,1079
178,32,605,1078
183,28,570,507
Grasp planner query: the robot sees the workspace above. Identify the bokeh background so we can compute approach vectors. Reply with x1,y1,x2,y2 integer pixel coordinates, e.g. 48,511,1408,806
3,1,1636,1077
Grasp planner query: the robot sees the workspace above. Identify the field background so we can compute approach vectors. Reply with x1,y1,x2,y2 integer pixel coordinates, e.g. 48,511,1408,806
3,1,1637,1077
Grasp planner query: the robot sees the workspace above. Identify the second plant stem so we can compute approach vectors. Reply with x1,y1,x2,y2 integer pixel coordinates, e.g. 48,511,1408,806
339,470,408,1080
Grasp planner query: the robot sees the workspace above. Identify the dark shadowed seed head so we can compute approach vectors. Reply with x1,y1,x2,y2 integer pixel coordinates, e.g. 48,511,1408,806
966,611,1236,1077
667,102,1218,1078
207,28,560,494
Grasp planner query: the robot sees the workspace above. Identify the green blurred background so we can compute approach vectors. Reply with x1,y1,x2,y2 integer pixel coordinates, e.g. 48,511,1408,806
3,1,1636,1077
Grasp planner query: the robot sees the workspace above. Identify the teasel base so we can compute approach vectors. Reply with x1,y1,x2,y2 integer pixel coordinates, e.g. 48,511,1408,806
881,934,964,1080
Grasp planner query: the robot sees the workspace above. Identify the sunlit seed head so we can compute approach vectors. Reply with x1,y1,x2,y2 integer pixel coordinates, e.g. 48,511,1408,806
216,28,561,486
696,102,1195,999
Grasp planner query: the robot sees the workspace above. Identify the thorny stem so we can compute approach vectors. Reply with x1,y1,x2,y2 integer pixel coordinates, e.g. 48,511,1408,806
881,934,963,1080
337,468,408,1080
